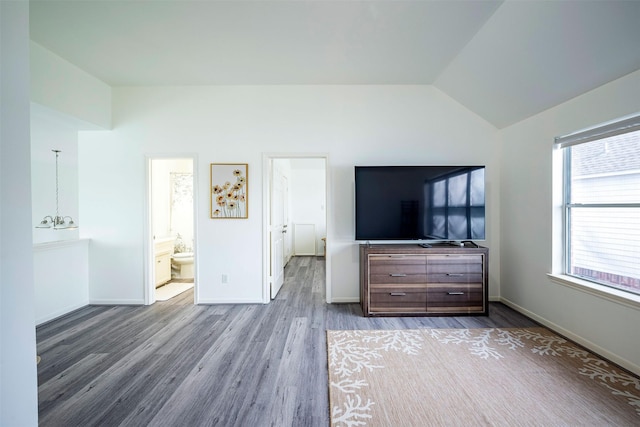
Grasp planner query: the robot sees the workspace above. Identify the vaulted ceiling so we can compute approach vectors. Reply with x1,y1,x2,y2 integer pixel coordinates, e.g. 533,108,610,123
29,0,640,128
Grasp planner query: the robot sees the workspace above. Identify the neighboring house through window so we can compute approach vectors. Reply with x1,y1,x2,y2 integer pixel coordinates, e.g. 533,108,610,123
554,114,640,297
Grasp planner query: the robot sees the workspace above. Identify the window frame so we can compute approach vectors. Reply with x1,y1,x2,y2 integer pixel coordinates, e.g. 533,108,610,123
551,113,640,306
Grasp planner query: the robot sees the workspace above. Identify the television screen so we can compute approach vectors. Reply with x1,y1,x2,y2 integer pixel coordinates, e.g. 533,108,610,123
355,166,485,241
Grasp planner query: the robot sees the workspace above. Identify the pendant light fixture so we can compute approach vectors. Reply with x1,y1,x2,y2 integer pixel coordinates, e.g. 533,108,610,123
35,149,78,230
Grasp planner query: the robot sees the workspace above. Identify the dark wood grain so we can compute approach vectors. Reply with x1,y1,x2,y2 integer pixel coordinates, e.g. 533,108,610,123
361,244,490,316
37,256,537,426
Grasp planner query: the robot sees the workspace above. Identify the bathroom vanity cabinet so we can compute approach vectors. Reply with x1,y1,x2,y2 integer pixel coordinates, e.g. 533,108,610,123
154,239,173,287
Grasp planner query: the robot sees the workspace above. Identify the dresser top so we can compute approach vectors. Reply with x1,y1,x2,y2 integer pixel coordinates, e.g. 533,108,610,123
360,243,488,255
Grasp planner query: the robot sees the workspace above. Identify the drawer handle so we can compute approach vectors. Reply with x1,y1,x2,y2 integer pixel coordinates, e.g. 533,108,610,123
389,273,407,277
447,292,465,295
390,292,407,296
446,273,464,277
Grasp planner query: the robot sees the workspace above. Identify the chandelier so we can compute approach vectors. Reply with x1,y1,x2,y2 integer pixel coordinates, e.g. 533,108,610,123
35,149,78,230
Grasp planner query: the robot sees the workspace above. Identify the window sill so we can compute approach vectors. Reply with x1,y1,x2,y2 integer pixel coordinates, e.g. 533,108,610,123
547,273,640,311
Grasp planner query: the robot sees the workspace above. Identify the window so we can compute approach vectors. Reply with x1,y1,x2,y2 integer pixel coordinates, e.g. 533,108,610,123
555,114,640,296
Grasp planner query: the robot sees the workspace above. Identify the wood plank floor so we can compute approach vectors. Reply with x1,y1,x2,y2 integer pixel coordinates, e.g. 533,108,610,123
37,256,538,426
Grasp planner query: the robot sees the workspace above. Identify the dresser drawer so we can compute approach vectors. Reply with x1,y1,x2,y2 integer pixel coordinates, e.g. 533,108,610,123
427,255,483,283
427,256,483,273
426,284,484,312
369,255,427,284
428,272,484,284
369,285,427,313
369,255,426,271
370,273,428,285
427,254,483,266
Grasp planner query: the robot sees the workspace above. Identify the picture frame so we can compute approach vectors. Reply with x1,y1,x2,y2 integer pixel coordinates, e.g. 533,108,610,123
210,163,248,219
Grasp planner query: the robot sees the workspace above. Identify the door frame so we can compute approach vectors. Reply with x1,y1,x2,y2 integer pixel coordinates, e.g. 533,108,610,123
262,153,331,304
144,154,199,305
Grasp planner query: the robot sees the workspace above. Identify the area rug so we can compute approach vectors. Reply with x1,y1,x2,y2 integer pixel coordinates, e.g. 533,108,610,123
155,282,193,301
327,328,640,426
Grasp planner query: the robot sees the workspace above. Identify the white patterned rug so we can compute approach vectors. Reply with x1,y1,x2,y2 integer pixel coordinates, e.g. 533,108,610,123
327,328,640,426
155,282,193,301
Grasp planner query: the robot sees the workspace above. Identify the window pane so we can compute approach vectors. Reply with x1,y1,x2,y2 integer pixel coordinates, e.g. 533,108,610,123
565,127,640,296
569,130,640,204
569,207,640,295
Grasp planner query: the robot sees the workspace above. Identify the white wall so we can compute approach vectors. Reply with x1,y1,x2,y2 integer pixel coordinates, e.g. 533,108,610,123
30,61,110,327
500,69,640,374
290,159,326,256
79,128,149,304
34,240,89,325
29,44,112,322
30,42,112,129
0,1,39,425
79,85,499,304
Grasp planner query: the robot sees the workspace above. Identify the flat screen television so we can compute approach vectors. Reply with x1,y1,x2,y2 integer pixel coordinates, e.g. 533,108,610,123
355,165,485,242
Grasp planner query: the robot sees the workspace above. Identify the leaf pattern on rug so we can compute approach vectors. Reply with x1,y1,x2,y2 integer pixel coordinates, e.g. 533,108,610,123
510,328,569,356
428,328,525,359
429,328,640,416
328,328,640,425
332,378,369,394
331,394,374,427
509,329,640,415
328,330,425,426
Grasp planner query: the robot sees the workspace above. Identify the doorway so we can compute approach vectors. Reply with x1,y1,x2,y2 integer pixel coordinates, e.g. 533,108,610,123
146,157,197,304
263,154,330,303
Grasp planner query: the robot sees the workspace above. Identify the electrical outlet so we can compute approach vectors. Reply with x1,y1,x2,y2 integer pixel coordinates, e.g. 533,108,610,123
221,274,228,284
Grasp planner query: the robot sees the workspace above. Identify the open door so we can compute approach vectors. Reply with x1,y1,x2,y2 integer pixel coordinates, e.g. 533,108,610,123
270,164,286,299
282,175,292,264
146,156,196,305
263,153,330,304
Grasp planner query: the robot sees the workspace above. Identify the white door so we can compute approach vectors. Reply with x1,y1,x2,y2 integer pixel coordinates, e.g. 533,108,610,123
270,166,285,299
282,175,292,264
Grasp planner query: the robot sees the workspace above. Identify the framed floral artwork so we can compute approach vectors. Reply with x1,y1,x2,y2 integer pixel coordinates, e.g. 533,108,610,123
210,163,248,219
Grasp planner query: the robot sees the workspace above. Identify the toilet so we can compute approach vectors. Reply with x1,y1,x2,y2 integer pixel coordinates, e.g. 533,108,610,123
171,252,194,279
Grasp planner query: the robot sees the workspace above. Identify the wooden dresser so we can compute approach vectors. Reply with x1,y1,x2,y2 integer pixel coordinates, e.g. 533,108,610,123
360,244,488,317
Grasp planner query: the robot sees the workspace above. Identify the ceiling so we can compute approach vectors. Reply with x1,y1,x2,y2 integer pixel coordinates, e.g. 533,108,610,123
29,0,640,128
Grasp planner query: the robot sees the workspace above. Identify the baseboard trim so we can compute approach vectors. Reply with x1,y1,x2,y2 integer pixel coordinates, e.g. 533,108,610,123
196,298,265,304
89,299,144,305
36,302,89,326
500,297,640,376
331,297,360,303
